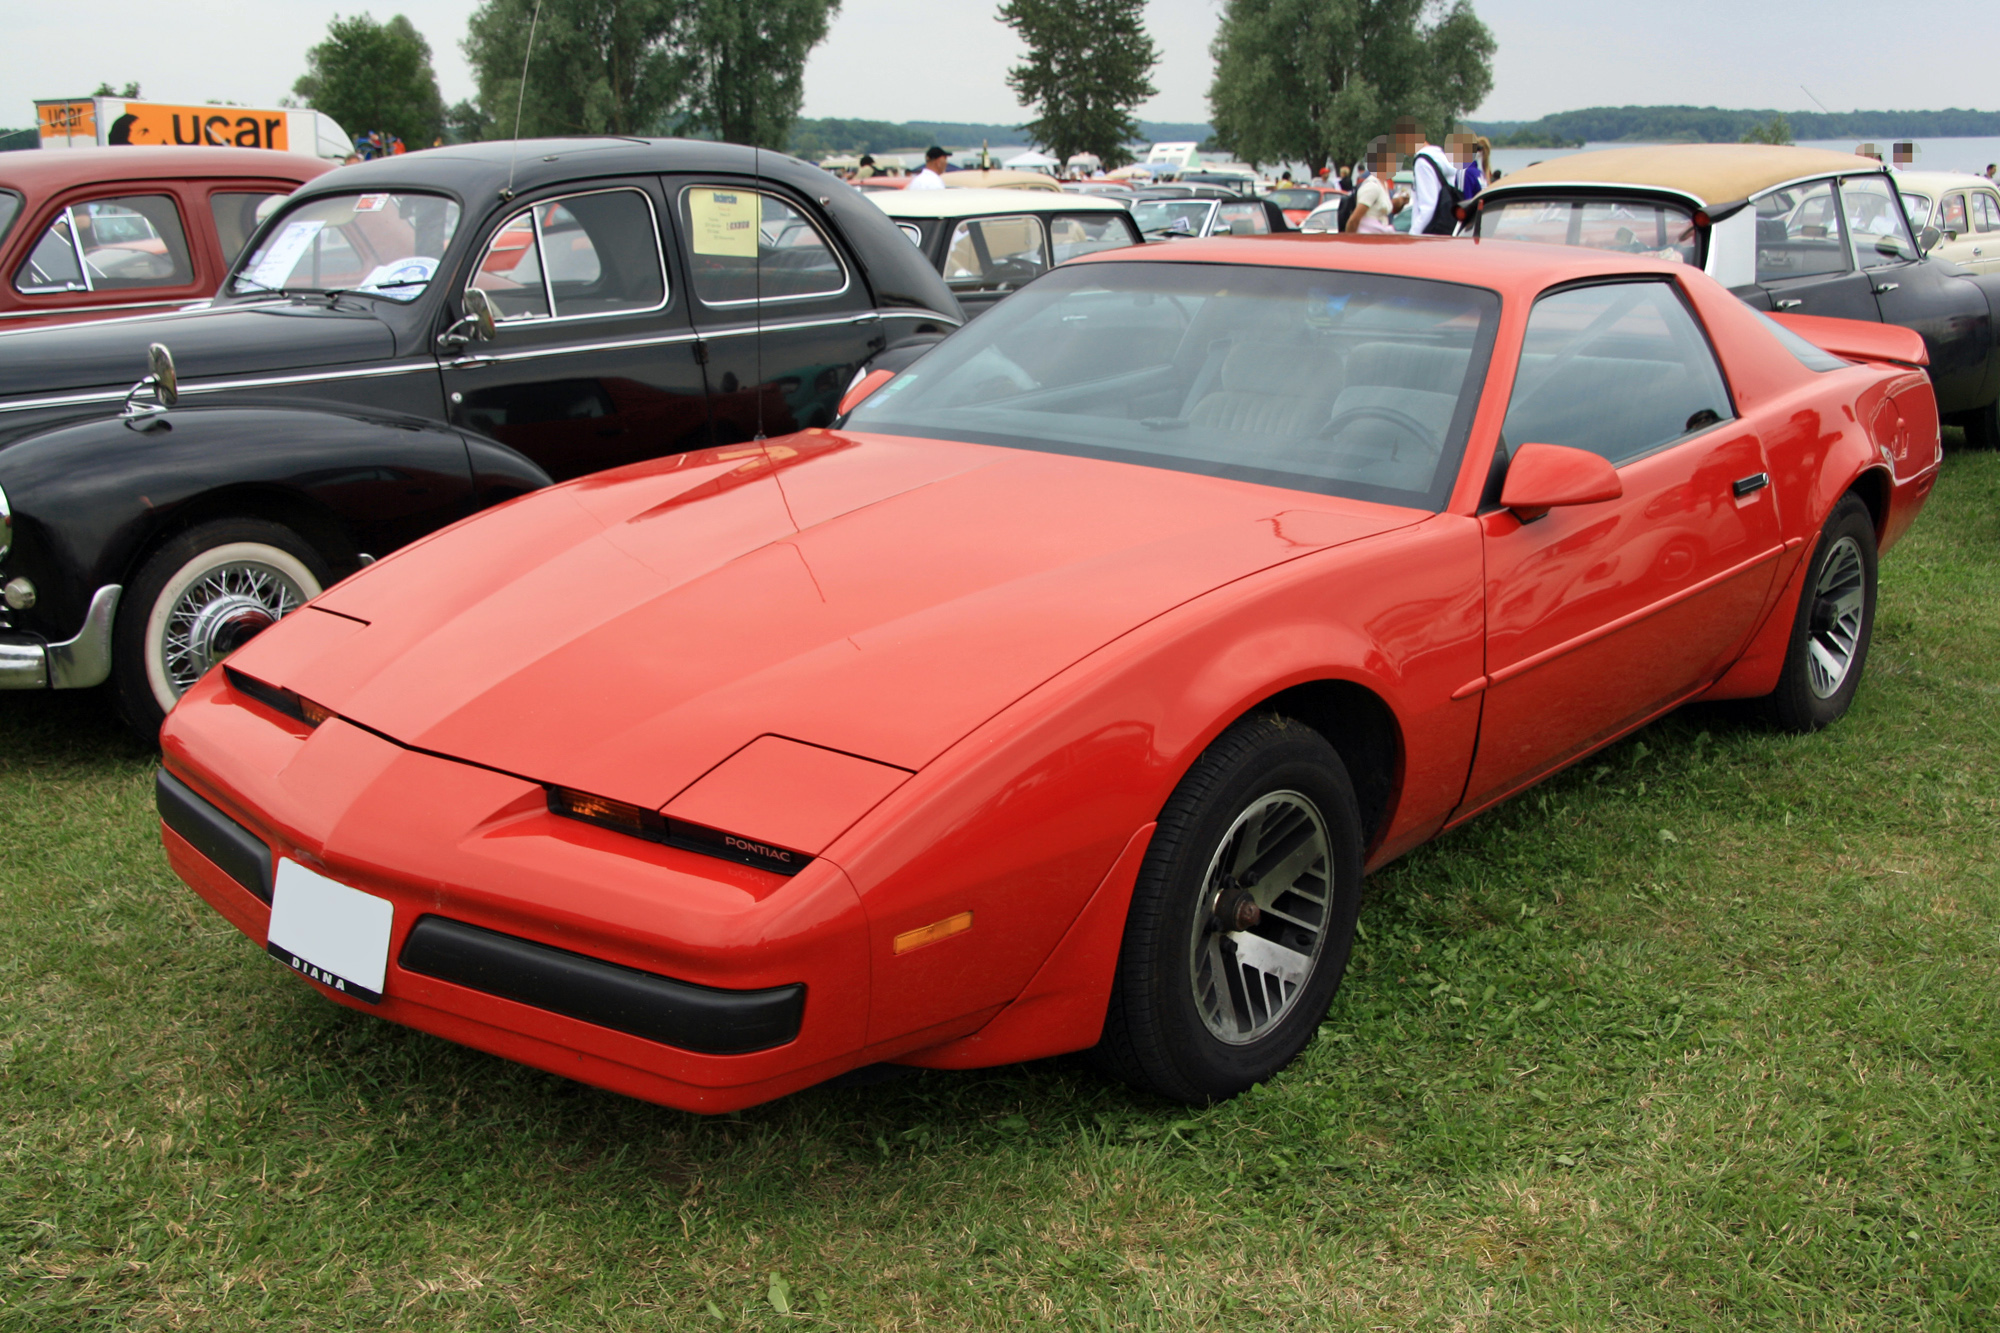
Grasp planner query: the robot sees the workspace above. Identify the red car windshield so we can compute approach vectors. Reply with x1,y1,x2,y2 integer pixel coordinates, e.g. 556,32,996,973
845,261,1501,511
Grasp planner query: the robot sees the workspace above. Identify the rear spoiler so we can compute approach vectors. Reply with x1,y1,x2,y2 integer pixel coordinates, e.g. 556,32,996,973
1768,312,1928,368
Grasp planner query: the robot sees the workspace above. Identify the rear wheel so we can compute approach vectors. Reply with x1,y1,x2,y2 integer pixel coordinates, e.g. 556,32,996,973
113,519,328,736
1097,713,1364,1104
1758,494,1877,733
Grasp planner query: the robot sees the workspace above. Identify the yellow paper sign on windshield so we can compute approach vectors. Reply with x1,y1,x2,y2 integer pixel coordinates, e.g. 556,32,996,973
689,189,759,257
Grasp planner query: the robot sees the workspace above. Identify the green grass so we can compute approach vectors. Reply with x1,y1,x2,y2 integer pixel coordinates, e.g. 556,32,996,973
3,447,1997,1331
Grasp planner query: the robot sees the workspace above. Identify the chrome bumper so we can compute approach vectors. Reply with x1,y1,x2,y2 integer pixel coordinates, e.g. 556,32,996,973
0,585,121,690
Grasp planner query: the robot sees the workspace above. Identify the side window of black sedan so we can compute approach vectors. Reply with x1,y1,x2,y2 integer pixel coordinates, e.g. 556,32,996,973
1504,281,1735,467
1839,176,1919,269
679,187,848,305
469,187,668,323
1755,179,1850,282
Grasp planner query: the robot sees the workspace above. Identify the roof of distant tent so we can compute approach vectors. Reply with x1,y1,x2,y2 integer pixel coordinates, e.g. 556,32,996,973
1003,150,1060,169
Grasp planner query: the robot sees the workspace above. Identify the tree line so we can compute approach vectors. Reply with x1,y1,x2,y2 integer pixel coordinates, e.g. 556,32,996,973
1473,105,2000,149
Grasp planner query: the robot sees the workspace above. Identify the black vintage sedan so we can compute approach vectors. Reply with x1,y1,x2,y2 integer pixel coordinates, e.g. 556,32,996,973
0,138,962,733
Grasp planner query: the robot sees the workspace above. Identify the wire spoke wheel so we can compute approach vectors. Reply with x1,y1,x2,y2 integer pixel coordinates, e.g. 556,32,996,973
1187,790,1332,1044
159,561,308,695
1805,535,1866,699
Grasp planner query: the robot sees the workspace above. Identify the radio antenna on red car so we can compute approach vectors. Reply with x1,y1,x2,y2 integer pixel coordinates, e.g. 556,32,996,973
500,0,546,202
753,141,766,441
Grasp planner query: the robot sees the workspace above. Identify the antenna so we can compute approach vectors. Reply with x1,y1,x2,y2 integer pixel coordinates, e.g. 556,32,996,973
1799,85,1833,115
753,140,765,441
501,0,546,201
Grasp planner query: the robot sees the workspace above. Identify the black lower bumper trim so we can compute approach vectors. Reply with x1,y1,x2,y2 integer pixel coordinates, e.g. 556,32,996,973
398,915,805,1055
157,768,273,902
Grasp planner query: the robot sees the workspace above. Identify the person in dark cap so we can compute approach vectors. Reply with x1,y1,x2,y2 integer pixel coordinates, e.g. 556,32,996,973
909,146,950,191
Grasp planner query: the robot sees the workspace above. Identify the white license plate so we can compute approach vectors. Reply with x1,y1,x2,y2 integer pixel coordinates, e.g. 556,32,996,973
265,858,394,1004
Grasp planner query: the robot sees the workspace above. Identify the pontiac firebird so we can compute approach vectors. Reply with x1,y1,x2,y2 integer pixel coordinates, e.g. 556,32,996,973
157,236,1938,1112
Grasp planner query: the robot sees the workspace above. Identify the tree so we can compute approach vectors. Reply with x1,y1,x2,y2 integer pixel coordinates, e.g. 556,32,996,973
997,0,1158,169
1208,0,1494,173
462,0,682,139
1741,113,1793,146
294,14,447,145
92,81,142,99
675,0,841,149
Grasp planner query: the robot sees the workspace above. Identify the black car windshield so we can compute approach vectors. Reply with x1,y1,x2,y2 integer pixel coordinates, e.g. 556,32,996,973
1132,199,1214,236
1478,196,1699,265
231,192,463,300
845,261,1500,510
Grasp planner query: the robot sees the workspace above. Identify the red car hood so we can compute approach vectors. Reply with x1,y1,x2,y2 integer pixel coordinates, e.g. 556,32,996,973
234,432,1419,808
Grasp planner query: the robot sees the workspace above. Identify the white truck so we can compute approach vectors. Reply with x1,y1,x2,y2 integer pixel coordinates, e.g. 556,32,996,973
34,97,351,161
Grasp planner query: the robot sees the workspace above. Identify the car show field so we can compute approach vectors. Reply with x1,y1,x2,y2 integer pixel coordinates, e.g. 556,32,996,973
2,443,1993,1329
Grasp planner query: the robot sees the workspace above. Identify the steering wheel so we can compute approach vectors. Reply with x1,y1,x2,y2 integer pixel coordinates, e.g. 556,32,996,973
1320,404,1434,456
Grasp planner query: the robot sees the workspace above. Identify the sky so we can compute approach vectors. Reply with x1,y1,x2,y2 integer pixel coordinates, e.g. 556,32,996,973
4,0,1988,131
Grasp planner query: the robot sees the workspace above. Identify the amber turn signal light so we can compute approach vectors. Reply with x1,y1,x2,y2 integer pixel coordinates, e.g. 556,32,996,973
893,911,973,955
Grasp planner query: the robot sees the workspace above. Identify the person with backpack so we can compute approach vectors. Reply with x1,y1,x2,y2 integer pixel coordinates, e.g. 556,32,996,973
1399,118,1462,235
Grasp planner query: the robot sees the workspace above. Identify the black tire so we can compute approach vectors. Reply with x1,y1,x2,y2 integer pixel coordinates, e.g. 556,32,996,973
1959,398,1999,451
1758,494,1877,733
113,518,330,737
1096,712,1364,1105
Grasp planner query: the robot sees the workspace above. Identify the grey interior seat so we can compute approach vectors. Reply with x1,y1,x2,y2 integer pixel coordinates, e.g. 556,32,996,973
1187,342,1345,435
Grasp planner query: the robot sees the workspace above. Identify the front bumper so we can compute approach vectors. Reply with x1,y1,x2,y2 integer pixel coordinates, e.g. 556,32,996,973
0,585,121,690
157,681,885,1113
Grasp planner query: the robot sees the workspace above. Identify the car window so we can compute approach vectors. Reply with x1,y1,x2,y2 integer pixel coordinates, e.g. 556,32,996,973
844,261,1499,512
896,222,922,246
1938,193,1969,236
234,191,461,300
1265,189,1322,210
1503,281,1734,467
1756,311,1847,373
1839,176,1917,269
679,186,846,304
208,191,288,265
469,188,666,323
1216,202,1271,235
942,215,1047,291
0,191,20,248
14,194,195,295
1754,179,1850,282
1478,198,1697,264
1976,193,2000,232
1901,194,1932,229
1049,213,1136,263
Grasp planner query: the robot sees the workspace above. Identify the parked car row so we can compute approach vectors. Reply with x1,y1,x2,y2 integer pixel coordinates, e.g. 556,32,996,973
0,136,1965,1118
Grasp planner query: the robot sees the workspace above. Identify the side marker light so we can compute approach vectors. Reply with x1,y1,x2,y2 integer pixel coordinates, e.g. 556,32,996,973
893,911,973,955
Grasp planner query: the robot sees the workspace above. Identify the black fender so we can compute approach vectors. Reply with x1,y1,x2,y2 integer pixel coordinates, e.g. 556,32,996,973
0,405,552,641
1957,268,2000,414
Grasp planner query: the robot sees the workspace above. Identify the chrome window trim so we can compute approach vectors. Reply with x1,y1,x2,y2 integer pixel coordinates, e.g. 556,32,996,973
0,296,194,321
676,184,852,307
471,186,671,328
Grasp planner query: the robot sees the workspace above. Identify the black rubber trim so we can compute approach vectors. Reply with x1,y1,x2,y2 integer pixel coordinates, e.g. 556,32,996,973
397,915,805,1055
156,768,274,903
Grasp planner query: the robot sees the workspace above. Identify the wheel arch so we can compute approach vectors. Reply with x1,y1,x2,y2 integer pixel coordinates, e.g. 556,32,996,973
1842,464,1890,545
116,483,361,590
1252,679,1403,853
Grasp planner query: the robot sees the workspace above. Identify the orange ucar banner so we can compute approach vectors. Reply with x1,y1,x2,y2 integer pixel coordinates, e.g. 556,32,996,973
35,100,96,145
103,103,291,151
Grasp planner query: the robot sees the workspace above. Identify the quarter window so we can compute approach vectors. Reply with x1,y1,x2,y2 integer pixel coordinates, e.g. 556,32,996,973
14,194,194,295
679,187,846,304
1973,193,2000,232
469,188,666,323
943,215,1047,291
0,191,20,248
1755,179,1850,281
1504,281,1734,467
1840,176,1917,269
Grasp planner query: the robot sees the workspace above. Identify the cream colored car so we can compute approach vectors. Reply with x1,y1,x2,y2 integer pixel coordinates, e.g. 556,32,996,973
1896,171,2000,275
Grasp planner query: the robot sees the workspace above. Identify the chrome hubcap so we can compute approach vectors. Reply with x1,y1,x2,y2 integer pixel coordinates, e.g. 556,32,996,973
1188,790,1332,1044
163,564,305,694
1806,535,1866,699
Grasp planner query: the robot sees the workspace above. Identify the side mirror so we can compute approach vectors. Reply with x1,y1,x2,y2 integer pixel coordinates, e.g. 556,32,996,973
461,287,498,341
1499,442,1623,522
1918,224,1943,253
146,342,178,407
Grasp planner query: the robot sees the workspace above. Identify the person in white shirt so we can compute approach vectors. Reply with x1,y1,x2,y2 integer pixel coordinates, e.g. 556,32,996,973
1345,137,1405,235
1398,118,1457,235
907,146,950,191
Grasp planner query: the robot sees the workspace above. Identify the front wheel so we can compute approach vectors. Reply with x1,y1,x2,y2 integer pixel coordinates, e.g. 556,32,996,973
1097,713,1364,1105
113,519,329,736
1758,494,1877,733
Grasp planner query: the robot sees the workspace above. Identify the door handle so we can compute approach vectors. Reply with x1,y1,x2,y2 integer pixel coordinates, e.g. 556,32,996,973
1732,472,1770,498
1872,282,1899,294
1774,298,1804,309
450,355,495,369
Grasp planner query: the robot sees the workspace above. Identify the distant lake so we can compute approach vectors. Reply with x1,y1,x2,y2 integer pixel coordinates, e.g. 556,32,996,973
1487,137,2000,181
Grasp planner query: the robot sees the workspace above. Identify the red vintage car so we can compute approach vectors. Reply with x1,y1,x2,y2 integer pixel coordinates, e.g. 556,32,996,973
1,146,328,330
157,236,1938,1113
1264,184,1344,225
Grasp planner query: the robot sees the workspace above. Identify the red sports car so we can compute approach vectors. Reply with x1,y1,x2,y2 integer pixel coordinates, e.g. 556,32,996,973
157,236,1939,1113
